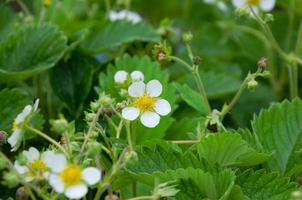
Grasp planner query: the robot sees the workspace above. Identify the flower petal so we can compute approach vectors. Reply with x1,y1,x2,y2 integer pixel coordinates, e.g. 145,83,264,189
146,80,162,97
33,99,39,111
260,0,275,11
140,112,160,128
65,184,88,199
14,161,28,174
43,152,67,173
82,167,101,185
128,81,145,97
232,0,246,7
122,107,140,121
154,99,171,116
114,70,128,84
25,176,34,182
23,147,40,162
130,71,144,82
7,129,22,151
49,174,64,193
15,105,32,123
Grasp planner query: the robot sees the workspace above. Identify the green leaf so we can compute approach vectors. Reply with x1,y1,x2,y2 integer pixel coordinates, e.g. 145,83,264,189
50,51,97,115
82,21,160,52
0,89,30,133
252,98,302,174
0,4,16,42
195,132,269,167
174,83,208,114
0,23,67,81
237,170,297,200
202,71,241,99
98,55,177,143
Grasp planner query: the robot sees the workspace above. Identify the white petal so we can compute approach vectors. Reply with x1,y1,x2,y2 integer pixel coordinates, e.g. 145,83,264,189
43,153,67,173
154,99,171,116
128,81,145,97
130,71,144,82
25,176,34,182
232,0,246,7
15,105,32,123
217,2,228,11
33,99,39,111
49,174,64,193
114,70,128,84
146,80,162,97
122,107,140,121
23,147,40,162
260,0,275,11
140,112,160,128
82,167,101,185
65,184,88,199
7,129,22,151
14,161,28,174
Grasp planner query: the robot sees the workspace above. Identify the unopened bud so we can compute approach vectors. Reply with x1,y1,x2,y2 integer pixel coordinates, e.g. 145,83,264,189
258,57,268,71
90,102,100,112
50,118,68,133
105,194,119,200
124,150,138,163
85,113,96,122
247,79,258,90
16,187,28,200
235,7,249,18
264,13,274,23
99,93,113,106
87,142,101,156
3,171,19,188
0,131,7,145
193,56,201,65
182,32,193,43
261,70,271,78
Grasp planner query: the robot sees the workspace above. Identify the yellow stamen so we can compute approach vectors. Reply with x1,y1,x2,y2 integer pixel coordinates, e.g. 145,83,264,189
135,94,155,112
60,165,82,186
12,119,17,131
28,160,47,176
247,0,260,6
43,0,51,6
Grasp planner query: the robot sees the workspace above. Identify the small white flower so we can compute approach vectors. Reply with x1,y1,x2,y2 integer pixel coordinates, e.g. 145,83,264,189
232,0,276,12
14,147,55,182
109,10,142,24
8,99,39,151
122,80,171,128
204,0,228,11
114,70,144,84
48,155,101,199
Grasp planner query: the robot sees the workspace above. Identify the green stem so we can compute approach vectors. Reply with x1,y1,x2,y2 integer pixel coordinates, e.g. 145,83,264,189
286,0,296,51
171,140,200,144
26,126,69,157
129,196,154,200
126,121,133,150
168,56,211,114
16,0,32,16
289,63,298,98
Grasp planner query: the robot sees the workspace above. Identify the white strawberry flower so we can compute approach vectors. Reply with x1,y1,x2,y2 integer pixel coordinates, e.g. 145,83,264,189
8,99,39,151
232,0,276,12
114,70,144,84
14,147,55,182
122,80,171,128
48,154,101,199
109,10,142,24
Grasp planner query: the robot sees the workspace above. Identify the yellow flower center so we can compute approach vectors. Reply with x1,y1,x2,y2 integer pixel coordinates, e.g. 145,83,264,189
247,0,260,6
43,0,51,6
135,94,155,112
28,160,47,176
60,165,82,186
12,119,17,131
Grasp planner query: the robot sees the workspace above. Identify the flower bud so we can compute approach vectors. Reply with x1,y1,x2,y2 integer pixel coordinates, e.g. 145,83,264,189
124,150,138,163
87,142,101,156
16,154,27,166
261,70,271,78
264,13,274,24
258,57,268,71
85,113,96,122
119,89,128,97
99,93,113,107
90,102,100,112
182,32,193,43
3,171,19,188
16,187,28,200
247,79,258,90
235,7,249,18
50,118,69,133
193,56,201,65
105,194,119,200
0,131,7,145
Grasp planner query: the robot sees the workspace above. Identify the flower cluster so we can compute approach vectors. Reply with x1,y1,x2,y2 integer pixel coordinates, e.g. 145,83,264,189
14,147,101,199
114,71,171,128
